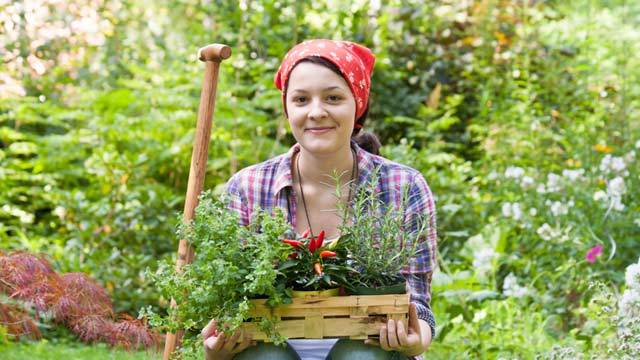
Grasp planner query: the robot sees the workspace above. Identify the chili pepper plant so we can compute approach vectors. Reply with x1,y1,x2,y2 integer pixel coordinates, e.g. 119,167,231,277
276,228,355,291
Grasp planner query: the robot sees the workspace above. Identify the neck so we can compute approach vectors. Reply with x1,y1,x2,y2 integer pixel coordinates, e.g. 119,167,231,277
296,143,355,188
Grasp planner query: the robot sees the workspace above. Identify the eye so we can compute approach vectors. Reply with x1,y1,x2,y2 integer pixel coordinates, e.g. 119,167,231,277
327,95,342,102
293,96,307,104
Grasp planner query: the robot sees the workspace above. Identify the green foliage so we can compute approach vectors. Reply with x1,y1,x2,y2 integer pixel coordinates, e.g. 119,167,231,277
142,191,293,356
337,170,425,289
1,0,639,356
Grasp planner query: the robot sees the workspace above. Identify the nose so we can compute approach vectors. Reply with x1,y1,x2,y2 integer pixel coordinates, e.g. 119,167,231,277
307,98,328,120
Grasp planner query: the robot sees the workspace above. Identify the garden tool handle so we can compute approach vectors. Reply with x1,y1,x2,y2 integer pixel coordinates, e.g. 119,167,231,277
198,44,232,62
164,43,232,360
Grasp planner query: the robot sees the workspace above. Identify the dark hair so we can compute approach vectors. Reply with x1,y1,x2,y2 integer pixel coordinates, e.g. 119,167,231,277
284,56,381,155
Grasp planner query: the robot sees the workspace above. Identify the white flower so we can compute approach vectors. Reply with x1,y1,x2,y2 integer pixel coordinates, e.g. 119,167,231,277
529,208,538,217
53,206,67,220
610,196,626,211
520,176,535,190
549,201,569,217
536,184,547,194
546,173,562,192
607,177,626,197
562,169,585,182
624,150,636,163
19,213,34,224
473,309,487,323
635,139,640,149
599,155,628,176
505,166,525,179
501,203,511,217
619,289,640,317
503,273,530,298
593,190,607,202
626,262,640,289
473,248,496,275
488,171,499,180
634,218,640,227
536,223,558,241
502,202,523,220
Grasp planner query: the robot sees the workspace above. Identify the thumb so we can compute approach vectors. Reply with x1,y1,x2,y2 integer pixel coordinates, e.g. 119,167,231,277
202,319,218,339
408,303,421,335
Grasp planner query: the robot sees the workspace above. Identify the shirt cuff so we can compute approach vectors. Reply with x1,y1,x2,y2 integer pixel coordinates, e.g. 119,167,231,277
413,302,436,338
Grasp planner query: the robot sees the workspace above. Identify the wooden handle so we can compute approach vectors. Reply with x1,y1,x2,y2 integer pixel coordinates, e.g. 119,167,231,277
163,43,231,360
198,44,232,62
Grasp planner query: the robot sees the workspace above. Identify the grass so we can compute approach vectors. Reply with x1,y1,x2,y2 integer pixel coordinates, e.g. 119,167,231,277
0,340,159,360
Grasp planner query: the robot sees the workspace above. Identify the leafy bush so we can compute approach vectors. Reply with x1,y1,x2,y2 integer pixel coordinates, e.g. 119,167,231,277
142,191,295,357
0,251,159,349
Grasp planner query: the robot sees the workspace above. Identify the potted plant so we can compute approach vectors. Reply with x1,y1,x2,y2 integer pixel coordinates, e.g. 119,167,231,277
335,171,429,295
142,190,296,357
276,228,354,297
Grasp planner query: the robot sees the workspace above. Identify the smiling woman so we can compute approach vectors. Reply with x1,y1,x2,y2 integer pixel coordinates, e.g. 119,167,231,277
202,39,438,360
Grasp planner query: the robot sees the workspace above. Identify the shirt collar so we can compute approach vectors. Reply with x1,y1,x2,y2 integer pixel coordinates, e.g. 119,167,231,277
273,140,377,197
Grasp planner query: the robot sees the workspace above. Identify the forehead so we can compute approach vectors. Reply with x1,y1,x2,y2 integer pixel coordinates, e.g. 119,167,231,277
287,62,350,91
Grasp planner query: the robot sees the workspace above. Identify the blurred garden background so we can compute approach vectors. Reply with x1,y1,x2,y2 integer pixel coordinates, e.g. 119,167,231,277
1,0,639,358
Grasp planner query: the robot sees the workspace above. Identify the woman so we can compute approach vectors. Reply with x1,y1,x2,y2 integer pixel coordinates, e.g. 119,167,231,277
202,39,437,360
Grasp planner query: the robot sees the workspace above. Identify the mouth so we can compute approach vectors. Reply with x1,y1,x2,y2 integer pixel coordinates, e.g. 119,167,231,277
305,126,335,134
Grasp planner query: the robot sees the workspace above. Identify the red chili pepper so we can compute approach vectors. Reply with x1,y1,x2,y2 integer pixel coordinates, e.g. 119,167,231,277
313,262,323,275
301,228,311,239
319,250,336,258
288,253,298,259
308,237,318,253
283,239,303,248
316,230,325,249
308,237,316,253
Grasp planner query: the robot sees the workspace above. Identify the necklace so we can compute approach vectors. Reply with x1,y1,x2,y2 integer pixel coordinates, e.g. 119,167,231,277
296,147,358,238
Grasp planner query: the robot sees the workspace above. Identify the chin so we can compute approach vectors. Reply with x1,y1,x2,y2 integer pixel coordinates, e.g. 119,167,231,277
299,138,347,155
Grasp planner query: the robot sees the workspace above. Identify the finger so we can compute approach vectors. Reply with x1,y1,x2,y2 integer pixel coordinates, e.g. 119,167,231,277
364,338,380,347
203,334,222,352
396,319,409,347
379,325,390,351
223,330,243,352
201,319,218,339
232,332,252,354
213,332,226,351
408,303,421,336
387,319,399,348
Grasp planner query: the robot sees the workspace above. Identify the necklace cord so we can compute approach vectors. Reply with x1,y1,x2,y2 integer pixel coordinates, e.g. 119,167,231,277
296,147,358,238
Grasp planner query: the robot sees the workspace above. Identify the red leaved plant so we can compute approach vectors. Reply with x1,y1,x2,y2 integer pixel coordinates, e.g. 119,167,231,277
0,302,41,340
0,251,160,349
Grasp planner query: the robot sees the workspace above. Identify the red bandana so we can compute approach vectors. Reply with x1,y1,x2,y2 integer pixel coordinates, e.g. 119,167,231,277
274,39,376,127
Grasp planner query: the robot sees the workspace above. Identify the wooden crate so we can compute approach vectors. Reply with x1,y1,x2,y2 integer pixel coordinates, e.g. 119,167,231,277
241,293,410,341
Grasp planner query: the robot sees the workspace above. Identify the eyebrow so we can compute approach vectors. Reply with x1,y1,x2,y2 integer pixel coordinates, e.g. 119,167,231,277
290,86,345,93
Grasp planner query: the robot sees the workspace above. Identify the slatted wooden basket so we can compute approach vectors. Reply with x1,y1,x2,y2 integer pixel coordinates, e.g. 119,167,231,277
240,293,410,341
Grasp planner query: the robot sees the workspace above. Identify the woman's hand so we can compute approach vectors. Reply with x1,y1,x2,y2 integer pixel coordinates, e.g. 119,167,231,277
364,303,432,357
202,319,255,360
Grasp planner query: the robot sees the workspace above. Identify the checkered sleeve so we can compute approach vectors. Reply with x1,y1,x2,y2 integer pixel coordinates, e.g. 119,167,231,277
224,172,250,226
403,172,438,338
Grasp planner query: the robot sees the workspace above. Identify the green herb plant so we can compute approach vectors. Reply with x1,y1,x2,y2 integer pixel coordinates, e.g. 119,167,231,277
141,190,294,358
335,169,429,290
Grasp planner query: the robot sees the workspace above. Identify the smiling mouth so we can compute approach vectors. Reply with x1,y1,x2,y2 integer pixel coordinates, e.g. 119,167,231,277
305,127,335,134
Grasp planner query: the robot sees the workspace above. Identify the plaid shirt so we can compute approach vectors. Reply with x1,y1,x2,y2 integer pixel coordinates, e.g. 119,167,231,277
225,140,438,341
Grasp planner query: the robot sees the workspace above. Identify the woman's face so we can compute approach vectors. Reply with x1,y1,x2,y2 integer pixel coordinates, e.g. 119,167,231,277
285,62,356,157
